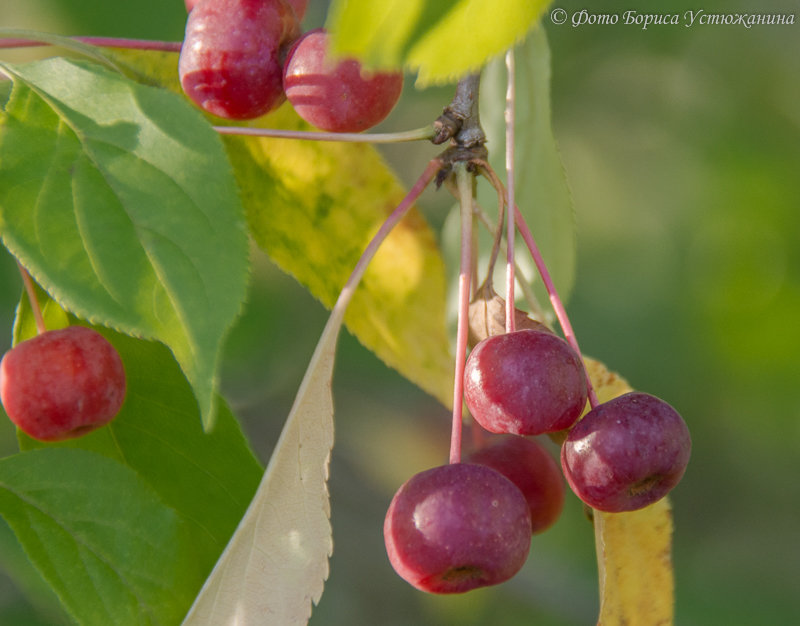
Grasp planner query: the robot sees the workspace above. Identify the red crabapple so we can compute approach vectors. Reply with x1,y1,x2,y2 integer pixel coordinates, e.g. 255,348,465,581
283,29,404,132
384,463,532,594
179,0,300,119
468,435,565,534
0,326,126,441
186,0,307,20
464,329,588,436
561,392,691,512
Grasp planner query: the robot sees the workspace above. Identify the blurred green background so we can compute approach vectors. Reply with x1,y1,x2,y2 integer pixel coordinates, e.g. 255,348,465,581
1,1,798,624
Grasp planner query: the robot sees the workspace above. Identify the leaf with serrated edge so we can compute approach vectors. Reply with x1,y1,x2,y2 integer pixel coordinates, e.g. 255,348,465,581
184,318,336,624
183,271,341,626
0,57,249,429
326,0,550,85
582,357,675,625
182,158,438,624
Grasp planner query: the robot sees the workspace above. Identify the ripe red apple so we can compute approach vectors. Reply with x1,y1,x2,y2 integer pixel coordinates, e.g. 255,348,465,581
468,435,565,534
0,326,126,441
283,29,404,132
384,463,532,594
561,392,691,512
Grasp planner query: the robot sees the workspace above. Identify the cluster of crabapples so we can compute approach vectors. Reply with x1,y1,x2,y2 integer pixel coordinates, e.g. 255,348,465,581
180,0,404,131
384,321,691,594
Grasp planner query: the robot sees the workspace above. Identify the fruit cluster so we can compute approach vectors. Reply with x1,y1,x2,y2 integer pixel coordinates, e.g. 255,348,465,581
179,0,403,131
384,321,691,594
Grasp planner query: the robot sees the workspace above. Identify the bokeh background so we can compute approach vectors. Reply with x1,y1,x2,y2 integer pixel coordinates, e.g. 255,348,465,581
1,1,798,624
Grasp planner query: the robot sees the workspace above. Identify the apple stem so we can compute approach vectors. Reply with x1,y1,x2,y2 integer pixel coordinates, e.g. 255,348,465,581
213,125,436,144
472,203,549,322
512,206,599,409
335,158,442,315
476,160,599,409
504,49,517,334
16,263,46,336
0,33,181,52
449,164,474,465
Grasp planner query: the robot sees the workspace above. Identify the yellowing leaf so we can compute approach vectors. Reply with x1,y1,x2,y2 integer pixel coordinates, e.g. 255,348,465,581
583,358,675,625
327,0,551,85
594,499,674,626
225,105,453,408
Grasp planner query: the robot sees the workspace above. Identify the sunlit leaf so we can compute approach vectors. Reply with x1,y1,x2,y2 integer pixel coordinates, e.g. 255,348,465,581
594,498,674,625
583,357,675,625
0,57,249,429
326,0,550,85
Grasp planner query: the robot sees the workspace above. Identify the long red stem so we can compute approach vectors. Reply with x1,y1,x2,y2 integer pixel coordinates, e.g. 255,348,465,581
339,159,441,306
505,50,517,334
449,165,474,464
514,205,599,408
0,36,181,52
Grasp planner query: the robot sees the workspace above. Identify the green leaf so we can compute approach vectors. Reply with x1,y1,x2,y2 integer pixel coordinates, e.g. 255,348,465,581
0,516,68,623
326,0,551,85
105,48,454,408
0,57,250,429
14,286,263,563
0,448,198,626
479,25,576,307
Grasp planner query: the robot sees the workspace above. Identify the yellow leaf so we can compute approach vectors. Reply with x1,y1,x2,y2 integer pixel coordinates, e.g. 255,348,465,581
326,0,551,86
584,358,675,625
224,105,453,407
594,499,674,626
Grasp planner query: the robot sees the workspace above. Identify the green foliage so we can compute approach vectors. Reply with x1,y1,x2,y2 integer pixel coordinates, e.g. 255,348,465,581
0,447,197,625
326,0,551,85
6,289,263,624
13,286,263,545
0,57,249,429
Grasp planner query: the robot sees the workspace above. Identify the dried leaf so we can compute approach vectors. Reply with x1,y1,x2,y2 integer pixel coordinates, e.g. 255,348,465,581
182,306,342,625
583,358,675,625
178,160,432,621
468,283,550,347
